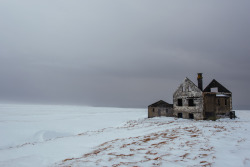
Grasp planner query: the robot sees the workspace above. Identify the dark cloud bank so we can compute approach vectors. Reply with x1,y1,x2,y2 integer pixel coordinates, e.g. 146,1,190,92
0,0,250,109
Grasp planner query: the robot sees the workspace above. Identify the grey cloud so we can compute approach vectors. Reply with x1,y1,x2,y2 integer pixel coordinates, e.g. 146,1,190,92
0,0,250,108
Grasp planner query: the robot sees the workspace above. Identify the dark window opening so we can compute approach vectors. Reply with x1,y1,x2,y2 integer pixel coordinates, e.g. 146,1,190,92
189,113,194,119
188,99,195,106
225,99,227,106
178,99,183,106
178,113,183,118
153,108,155,112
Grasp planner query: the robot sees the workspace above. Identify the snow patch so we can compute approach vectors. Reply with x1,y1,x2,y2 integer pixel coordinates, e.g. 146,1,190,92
33,130,72,142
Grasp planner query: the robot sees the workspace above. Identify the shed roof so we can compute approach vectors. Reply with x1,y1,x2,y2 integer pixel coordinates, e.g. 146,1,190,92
148,100,173,108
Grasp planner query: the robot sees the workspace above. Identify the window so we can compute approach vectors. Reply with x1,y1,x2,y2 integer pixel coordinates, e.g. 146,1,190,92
189,113,194,119
211,87,218,92
178,99,183,106
153,108,155,112
188,99,195,106
225,99,227,106
178,113,183,118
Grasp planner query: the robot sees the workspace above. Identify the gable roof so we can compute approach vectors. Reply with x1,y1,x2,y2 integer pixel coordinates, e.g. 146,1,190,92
148,100,173,108
203,79,231,93
173,77,202,96
184,77,200,89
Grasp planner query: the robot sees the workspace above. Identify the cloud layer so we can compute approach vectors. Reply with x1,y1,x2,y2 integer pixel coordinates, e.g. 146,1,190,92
0,0,250,108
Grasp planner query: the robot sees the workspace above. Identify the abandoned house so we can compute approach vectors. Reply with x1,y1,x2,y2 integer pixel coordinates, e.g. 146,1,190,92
148,73,233,120
148,100,173,118
173,73,232,120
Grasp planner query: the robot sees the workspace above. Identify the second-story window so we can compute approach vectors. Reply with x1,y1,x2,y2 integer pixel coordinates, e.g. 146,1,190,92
188,99,195,106
178,99,183,106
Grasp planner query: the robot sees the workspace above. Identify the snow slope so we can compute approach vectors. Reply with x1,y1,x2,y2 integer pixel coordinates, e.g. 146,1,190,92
0,104,249,167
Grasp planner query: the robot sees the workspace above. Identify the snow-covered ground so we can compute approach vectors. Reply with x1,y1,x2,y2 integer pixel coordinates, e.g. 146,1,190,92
0,104,250,167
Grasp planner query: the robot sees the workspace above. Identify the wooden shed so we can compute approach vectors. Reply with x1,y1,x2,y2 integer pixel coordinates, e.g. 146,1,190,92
148,100,173,118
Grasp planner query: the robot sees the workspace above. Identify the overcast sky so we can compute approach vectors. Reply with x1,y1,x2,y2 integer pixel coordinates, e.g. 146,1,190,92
0,0,250,108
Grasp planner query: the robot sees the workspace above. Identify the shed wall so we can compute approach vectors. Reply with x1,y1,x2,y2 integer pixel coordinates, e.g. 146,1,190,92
148,107,173,118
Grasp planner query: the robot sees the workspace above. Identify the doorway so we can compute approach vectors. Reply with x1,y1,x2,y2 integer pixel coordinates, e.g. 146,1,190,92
158,109,161,116
178,113,183,118
189,113,194,119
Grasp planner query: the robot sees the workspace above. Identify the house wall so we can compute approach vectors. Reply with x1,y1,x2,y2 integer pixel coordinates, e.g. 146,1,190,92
173,78,204,120
203,92,232,119
203,93,216,118
148,107,173,118
216,97,231,114
215,95,232,115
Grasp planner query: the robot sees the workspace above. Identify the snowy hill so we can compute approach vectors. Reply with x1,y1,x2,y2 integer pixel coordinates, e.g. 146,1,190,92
0,104,249,167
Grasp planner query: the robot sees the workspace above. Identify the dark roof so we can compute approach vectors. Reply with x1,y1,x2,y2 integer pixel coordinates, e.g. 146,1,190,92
148,100,173,108
203,79,231,93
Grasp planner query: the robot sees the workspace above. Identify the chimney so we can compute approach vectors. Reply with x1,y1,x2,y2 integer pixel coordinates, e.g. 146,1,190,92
197,73,203,91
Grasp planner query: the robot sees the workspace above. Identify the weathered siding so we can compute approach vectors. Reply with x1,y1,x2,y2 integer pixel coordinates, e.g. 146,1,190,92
203,93,216,118
148,107,173,118
173,78,204,120
216,97,231,114
203,92,232,119
203,79,232,119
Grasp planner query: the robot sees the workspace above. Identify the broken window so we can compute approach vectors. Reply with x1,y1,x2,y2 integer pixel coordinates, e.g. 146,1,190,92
211,87,218,92
189,113,194,119
188,99,195,106
178,99,183,106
